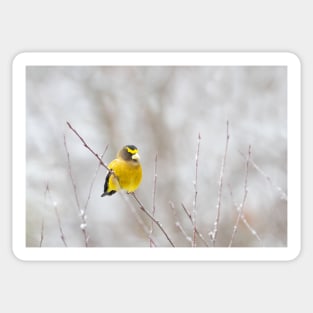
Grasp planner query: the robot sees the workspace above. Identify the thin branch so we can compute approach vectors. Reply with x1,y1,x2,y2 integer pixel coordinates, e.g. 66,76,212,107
40,184,67,247
39,184,49,247
120,192,158,246
131,192,175,247
181,203,209,247
149,153,158,247
44,184,68,247
63,134,81,211
229,145,251,247
192,132,201,247
39,217,45,247
63,134,89,247
240,213,262,243
210,120,230,246
240,151,287,201
53,201,68,247
78,148,108,245
66,121,121,195
228,184,262,244
66,121,110,171
169,201,192,245
83,145,109,212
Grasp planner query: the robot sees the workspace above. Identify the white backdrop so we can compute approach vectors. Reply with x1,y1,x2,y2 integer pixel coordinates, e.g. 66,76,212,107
1,1,311,312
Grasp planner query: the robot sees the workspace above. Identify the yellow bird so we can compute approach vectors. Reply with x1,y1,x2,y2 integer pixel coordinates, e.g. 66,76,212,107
101,145,142,197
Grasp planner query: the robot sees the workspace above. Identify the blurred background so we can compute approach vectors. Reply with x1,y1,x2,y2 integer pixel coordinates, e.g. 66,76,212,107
26,65,287,247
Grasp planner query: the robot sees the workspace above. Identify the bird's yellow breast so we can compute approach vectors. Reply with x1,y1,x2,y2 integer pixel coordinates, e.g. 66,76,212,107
108,158,142,193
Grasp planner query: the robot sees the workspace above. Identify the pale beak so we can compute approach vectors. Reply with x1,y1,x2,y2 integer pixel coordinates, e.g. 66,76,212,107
132,153,140,161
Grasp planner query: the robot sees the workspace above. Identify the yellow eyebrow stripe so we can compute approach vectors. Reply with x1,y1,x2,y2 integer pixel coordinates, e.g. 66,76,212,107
127,147,138,154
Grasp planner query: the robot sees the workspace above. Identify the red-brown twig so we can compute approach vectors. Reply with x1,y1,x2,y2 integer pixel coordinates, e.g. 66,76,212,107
39,217,45,247
131,192,175,247
169,201,192,245
229,145,251,247
40,185,49,247
240,151,287,201
64,135,81,210
64,134,89,247
44,184,68,247
192,133,201,247
149,153,158,247
120,192,158,246
54,201,68,247
181,203,209,247
66,121,109,171
83,145,109,212
210,120,230,246
228,184,262,244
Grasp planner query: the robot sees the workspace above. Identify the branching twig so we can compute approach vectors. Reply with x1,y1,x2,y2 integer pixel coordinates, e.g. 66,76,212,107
84,145,109,212
210,120,230,246
192,133,201,247
228,184,262,244
131,192,175,247
240,213,262,243
169,201,192,245
66,121,110,171
79,146,109,246
150,153,158,247
44,184,68,247
64,135,81,211
229,145,251,247
39,217,45,247
54,201,68,247
119,192,158,246
64,134,89,247
181,203,209,247
39,185,49,247
240,151,287,201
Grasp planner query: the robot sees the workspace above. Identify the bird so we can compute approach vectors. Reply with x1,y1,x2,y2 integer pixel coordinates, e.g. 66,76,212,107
101,145,142,197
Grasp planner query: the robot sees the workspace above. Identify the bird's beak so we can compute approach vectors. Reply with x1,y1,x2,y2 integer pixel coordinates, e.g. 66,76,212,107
132,153,140,161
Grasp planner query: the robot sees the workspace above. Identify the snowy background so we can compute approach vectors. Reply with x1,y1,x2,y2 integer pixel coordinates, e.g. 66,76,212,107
26,65,287,247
